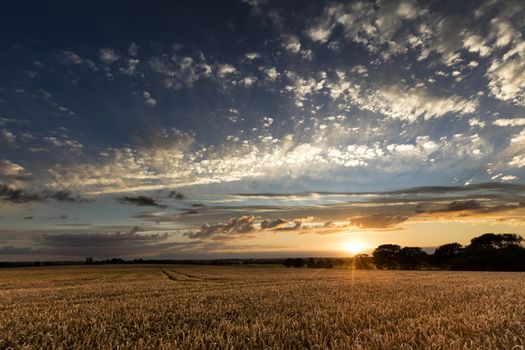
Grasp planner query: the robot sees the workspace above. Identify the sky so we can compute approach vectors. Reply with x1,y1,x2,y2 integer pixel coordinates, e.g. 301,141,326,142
1,0,525,261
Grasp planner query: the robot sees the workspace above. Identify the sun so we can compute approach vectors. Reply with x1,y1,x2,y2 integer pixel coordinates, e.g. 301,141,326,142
342,240,365,256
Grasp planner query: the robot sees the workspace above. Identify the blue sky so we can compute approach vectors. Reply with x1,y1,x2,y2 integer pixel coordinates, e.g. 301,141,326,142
1,0,525,260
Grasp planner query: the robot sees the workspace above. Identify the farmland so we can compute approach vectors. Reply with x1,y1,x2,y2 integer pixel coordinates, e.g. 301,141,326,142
1,265,524,349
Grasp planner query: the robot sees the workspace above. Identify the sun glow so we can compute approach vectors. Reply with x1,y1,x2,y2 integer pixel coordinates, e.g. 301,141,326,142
342,240,365,256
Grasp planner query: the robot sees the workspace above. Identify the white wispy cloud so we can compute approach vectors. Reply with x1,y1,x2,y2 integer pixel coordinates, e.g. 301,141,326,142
129,42,139,56
0,129,17,147
282,34,301,53
149,54,212,89
493,118,525,127
0,159,24,177
143,91,157,106
99,48,120,64
244,52,260,60
217,64,236,77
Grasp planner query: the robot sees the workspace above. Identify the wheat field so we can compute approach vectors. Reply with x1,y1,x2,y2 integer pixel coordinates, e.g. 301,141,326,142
1,265,524,349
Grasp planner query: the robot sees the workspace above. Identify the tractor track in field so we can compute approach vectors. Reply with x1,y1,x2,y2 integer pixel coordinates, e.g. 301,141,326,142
160,268,204,282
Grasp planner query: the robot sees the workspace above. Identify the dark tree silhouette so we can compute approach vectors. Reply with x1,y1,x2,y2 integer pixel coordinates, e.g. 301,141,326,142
292,258,305,268
372,244,401,269
434,243,463,258
398,247,427,269
468,233,523,251
448,233,525,271
283,258,294,268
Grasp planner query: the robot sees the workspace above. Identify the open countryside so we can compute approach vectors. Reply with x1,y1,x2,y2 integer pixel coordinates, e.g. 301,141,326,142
1,265,525,349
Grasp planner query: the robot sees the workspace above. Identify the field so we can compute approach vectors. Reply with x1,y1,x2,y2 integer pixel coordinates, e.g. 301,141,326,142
1,265,525,349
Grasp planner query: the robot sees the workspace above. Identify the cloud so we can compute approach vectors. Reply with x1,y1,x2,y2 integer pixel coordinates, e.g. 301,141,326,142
306,1,421,59
120,58,140,75
416,200,524,216
260,218,288,229
60,50,84,65
168,190,185,200
143,91,157,106
117,195,164,207
0,246,33,255
43,124,491,195
245,52,260,60
349,214,409,229
99,48,120,64
48,191,82,202
327,71,478,121
0,160,24,177
1,129,17,146
58,50,98,70
217,64,236,77
415,200,482,213
0,185,42,203
184,216,256,239
23,227,187,258
486,38,525,106
232,183,525,200
243,76,257,87
43,136,84,152
493,118,525,127
149,54,212,89
129,42,139,56
0,185,83,204
282,34,301,53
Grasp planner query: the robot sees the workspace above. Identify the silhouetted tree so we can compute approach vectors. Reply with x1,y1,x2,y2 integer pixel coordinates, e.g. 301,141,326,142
468,233,523,252
398,247,426,269
434,243,463,258
306,258,316,268
292,258,305,268
372,244,401,269
432,243,463,267
448,233,525,271
283,258,294,268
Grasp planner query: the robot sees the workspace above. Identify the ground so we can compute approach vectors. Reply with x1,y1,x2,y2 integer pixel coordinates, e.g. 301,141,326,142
1,265,524,349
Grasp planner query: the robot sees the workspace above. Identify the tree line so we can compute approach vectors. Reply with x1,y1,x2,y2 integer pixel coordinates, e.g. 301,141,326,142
283,233,525,271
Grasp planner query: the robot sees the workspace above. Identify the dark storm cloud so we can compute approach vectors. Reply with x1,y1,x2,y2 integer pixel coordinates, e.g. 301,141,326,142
184,216,257,239
48,191,82,202
39,227,166,247
0,246,33,255
260,218,288,229
273,221,302,231
19,227,195,258
416,200,482,213
0,185,85,204
117,195,165,207
0,227,212,259
168,190,185,200
0,185,42,203
416,200,525,215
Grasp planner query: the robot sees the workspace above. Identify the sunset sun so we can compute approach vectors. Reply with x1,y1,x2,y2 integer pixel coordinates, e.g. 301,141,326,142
342,240,365,256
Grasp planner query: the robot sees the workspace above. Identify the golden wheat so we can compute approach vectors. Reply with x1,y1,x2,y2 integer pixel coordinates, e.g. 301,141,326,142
0,265,524,349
